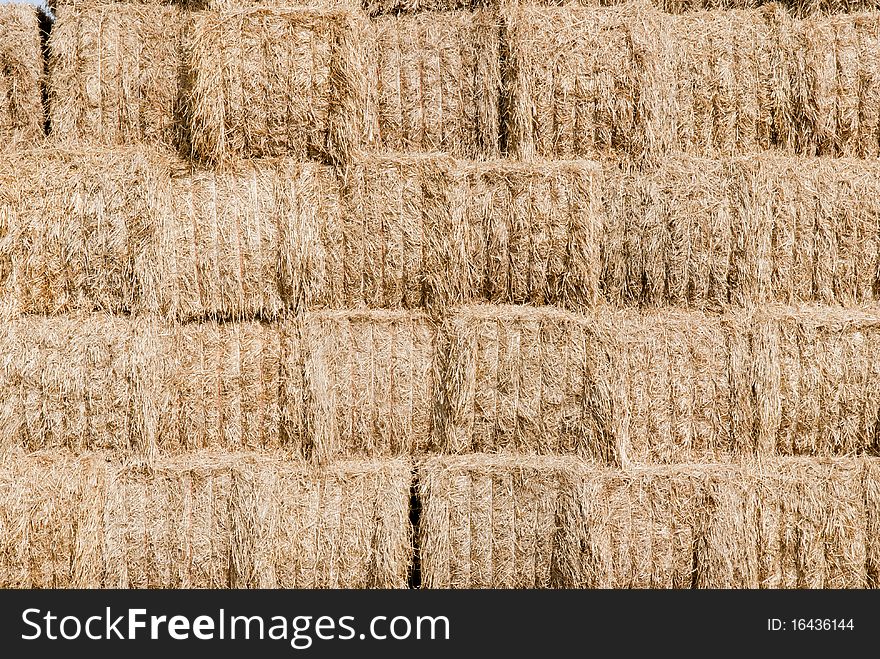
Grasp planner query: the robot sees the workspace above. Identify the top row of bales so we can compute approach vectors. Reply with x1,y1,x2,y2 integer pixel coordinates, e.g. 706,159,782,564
43,0,880,17
6,3,880,163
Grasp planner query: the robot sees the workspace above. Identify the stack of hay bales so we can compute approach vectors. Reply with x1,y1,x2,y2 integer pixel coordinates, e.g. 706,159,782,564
2,0,879,590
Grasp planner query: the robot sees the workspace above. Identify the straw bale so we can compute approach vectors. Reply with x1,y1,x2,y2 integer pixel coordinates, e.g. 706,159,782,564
601,158,737,308
104,453,235,588
0,4,43,148
158,321,289,455
230,456,411,588
0,315,161,459
0,149,158,315
419,454,576,588
299,310,436,461
48,5,184,147
601,155,880,308
503,5,671,161
0,452,109,588
462,159,603,309
794,13,880,157
432,305,620,461
183,9,367,165
365,10,501,159
668,6,791,157
151,159,342,320
341,154,462,310
699,458,869,589
748,306,880,457
554,464,710,588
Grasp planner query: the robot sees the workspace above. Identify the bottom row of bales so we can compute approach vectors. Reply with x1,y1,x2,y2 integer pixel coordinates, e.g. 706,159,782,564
1,452,878,589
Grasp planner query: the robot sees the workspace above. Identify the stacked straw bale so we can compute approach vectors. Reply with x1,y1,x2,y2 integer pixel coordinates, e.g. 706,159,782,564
434,304,880,465
502,4,672,161
667,5,791,157
0,452,108,588
298,310,436,461
419,454,576,588
866,458,880,587
0,315,162,459
601,156,880,308
0,149,159,315
229,456,411,588
342,155,603,311
183,8,367,165
365,10,501,159
0,5,43,149
794,12,880,157
0,452,412,588
151,159,342,320
554,457,871,589
48,5,185,147
432,306,619,461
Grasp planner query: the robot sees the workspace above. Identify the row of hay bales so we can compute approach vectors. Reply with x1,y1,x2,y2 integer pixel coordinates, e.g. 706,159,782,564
1,451,877,588
6,4,880,160
2,305,879,463
43,0,880,18
4,149,879,319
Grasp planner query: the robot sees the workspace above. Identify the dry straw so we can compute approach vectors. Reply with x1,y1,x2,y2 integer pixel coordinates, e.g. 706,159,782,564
554,457,871,588
793,12,880,157
0,315,162,460
432,305,622,461
601,155,880,308
365,10,501,159
418,454,577,588
502,4,671,161
151,158,343,320
342,154,603,311
299,310,436,462
0,451,411,588
0,149,159,315
183,9,367,166
49,5,185,147
433,304,880,465
229,456,411,588
0,4,43,149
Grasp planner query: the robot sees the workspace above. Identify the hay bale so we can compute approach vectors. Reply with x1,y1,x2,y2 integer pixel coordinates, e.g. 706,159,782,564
341,153,463,310
795,13,880,157
342,155,602,311
503,4,671,161
668,6,791,156
554,464,709,588
0,452,109,588
104,453,235,588
365,10,501,159
432,305,620,462
679,458,867,588
748,306,880,457
0,315,161,460
602,155,880,307
48,5,184,147
745,157,880,305
151,159,342,320
299,310,436,461
230,456,411,588
158,321,290,455
419,454,575,588
0,148,159,316
183,8,367,165
601,158,737,308
0,4,43,149
462,159,603,309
